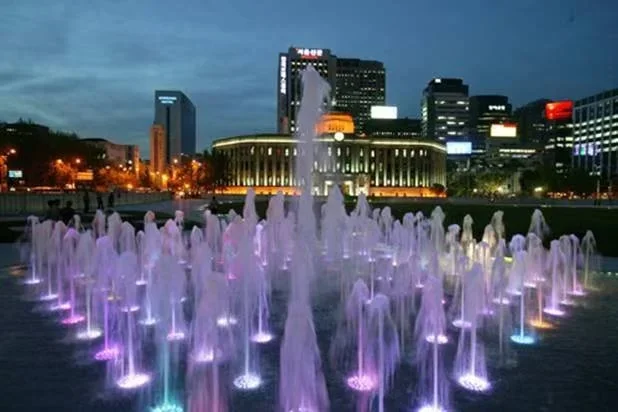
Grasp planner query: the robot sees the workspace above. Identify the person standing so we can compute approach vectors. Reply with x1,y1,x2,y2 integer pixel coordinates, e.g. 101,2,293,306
96,192,104,210
107,191,115,209
82,190,90,214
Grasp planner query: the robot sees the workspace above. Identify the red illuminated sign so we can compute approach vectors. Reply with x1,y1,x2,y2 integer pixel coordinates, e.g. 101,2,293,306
545,101,573,121
295,48,323,59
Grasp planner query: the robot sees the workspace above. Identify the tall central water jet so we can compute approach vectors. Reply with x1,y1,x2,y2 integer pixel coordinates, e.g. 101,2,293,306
279,65,330,412
415,254,449,412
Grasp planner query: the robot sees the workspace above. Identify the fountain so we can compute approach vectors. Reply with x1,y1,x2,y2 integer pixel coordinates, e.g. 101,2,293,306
581,230,597,290
455,263,491,393
12,63,605,412
279,64,330,412
415,265,449,412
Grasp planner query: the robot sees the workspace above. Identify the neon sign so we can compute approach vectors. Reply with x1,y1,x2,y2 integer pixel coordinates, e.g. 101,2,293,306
279,56,287,95
158,96,177,104
488,105,506,111
545,101,573,121
295,48,324,59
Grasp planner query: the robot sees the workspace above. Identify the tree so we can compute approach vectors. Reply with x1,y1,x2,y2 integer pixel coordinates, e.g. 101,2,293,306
210,150,232,194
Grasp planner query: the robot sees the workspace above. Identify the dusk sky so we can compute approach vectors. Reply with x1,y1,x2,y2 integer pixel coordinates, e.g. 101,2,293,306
1,0,616,157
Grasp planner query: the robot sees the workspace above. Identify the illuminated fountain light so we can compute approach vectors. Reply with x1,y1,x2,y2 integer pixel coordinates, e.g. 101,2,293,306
23,278,43,285
560,298,575,306
452,319,472,329
233,373,262,390
346,374,377,392
120,305,140,313
492,297,510,305
151,403,184,412
457,373,491,393
568,289,586,297
117,373,151,390
192,348,223,364
425,334,448,345
417,405,447,412
543,307,565,317
166,331,186,342
529,319,553,330
481,308,495,316
251,331,274,344
76,328,103,341
510,334,535,345
61,314,85,325
49,301,71,312
94,346,120,361
135,279,147,286
39,293,58,302
216,315,238,328
523,282,537,289
139,317,158,326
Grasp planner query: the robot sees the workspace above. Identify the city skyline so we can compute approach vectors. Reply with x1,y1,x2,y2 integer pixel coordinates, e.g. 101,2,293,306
0,0,616,157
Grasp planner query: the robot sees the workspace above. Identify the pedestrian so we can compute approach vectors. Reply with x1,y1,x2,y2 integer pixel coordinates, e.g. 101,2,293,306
96,193,104,210
83,189,90,214
107,191,115,209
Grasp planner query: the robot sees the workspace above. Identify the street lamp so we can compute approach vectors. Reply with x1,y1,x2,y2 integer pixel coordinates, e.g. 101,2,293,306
0,148,17,192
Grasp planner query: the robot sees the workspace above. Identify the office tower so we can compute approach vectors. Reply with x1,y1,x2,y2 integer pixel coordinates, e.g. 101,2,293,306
334,58,385,133
421,78,469,141
277,47,336,134
153,90,196,162
572,88,618,180
544,101,574,175
276,47,386,134
469,95,512,149
512,99,551,146
150,124,167,174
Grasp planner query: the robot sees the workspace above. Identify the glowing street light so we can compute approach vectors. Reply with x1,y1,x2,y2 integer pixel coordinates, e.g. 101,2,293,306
75,158,81,164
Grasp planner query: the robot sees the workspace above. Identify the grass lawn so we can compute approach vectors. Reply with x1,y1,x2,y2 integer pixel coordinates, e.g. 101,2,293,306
2,201,614,257
221,200,616,257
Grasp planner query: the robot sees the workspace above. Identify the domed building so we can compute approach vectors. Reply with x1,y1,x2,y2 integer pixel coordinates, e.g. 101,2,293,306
212,113,446,197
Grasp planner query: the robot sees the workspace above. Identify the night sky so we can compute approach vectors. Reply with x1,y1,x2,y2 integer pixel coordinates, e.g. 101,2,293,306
0,0,616,157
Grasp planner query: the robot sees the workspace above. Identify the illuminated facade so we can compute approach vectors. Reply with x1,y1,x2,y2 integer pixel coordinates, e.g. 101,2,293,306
212,116,446,198
154,90,197,161
421,78,469,142
572,88,618,180
334,58,385,133
150,124,167,174
469,95,512,150
544,101,573,174
276,47,386,135
277,48,336,134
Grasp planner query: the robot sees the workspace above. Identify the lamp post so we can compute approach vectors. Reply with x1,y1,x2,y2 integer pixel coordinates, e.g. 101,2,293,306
0,148,17,192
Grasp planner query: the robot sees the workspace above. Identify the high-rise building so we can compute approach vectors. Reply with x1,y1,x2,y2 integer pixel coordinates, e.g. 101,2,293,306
512,99,551,146
334,58,385,133
153,90,196,162
277,47,336,134
150,124,167,174
276,47,385,135
544,101,573,175
421,78,469,142
469,95,511,150
572,88,618,180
